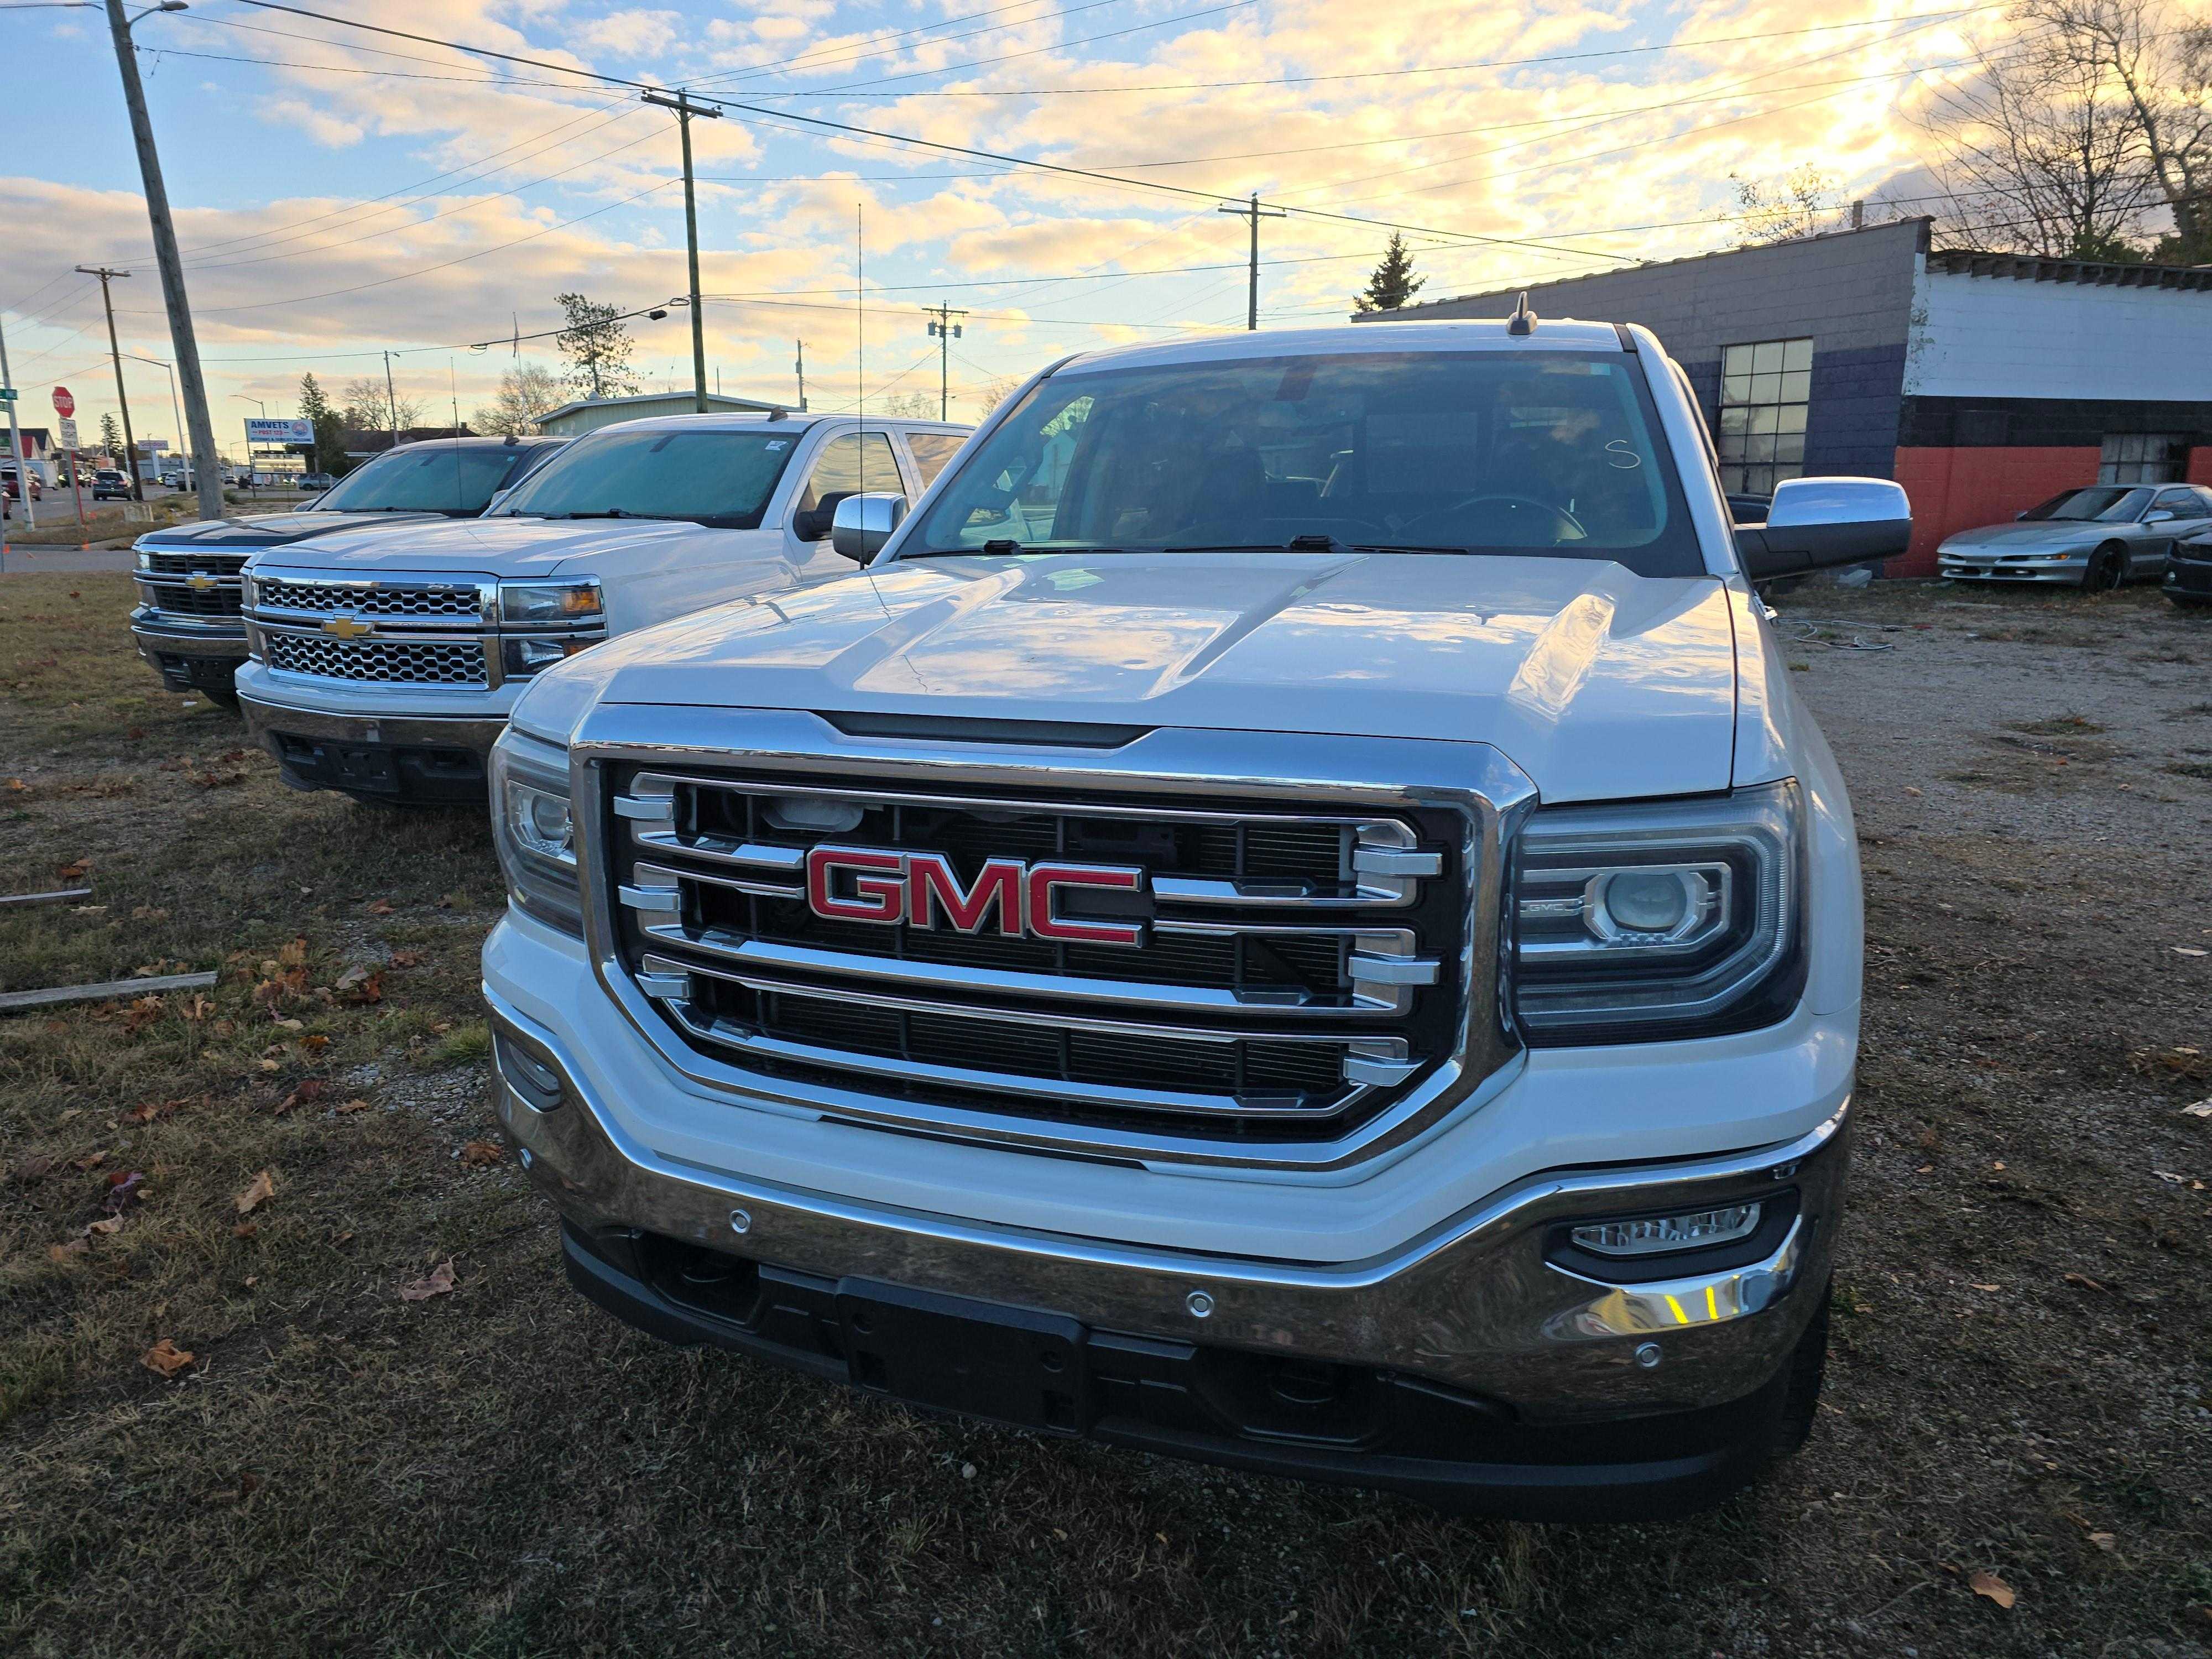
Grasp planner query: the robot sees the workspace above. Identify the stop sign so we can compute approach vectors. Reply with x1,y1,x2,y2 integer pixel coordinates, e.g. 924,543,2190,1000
52,385,74,418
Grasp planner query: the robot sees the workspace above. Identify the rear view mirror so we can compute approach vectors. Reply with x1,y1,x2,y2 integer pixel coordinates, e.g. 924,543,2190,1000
1735,477,1911,581
831,492,908,561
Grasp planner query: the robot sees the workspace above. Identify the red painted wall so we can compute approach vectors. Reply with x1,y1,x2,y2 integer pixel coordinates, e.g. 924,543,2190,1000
1887,446,2103,576
2190,448,2212,488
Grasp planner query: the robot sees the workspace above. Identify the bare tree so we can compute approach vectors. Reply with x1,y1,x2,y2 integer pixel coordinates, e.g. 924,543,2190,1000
340,375,423,435
1730,166,1846,244
2018,0,2212,259
1913,0,2212,258
473,362,564,436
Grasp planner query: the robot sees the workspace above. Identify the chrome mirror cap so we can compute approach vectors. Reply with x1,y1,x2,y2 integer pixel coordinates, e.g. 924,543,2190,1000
1764,476,1911,529
831,491,908,561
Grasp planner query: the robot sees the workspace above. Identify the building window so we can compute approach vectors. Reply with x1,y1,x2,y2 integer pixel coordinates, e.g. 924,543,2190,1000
2100,433,2185,484
1716,337,1812,497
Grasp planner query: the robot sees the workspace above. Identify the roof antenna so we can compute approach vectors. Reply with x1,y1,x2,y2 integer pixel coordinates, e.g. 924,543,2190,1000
1506,292,1538,336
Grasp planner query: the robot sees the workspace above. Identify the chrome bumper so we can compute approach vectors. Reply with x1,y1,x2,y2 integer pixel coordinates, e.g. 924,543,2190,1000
237,691,508,759
487,993,1846,1423
129,608,251,659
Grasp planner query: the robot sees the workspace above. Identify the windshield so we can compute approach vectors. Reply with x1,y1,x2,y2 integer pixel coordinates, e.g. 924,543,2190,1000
2023,486,2150,524
315,444,535,515
904,349,1704,575
491,428,800,528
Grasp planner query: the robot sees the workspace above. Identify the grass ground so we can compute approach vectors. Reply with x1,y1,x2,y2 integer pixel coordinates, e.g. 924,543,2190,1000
1,573,2208,1658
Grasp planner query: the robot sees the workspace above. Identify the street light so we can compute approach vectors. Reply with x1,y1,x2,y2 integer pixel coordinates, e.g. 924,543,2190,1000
124,1,187,28
121,352,183,487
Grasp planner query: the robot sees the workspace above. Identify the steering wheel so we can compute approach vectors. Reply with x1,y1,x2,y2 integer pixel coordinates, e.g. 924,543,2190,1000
1402,494,1586,542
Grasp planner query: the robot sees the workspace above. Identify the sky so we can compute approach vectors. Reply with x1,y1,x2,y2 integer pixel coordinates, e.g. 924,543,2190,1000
0,0,2010,453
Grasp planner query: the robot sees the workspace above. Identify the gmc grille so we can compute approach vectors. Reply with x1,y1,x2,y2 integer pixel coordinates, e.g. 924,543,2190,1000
604,768,1467,1142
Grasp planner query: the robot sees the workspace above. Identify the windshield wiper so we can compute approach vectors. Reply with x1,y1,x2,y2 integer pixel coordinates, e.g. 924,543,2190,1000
537,509,680,521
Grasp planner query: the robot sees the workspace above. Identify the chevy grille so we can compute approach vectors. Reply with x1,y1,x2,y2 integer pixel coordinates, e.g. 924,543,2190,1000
254,575,482,618
263,630,488,686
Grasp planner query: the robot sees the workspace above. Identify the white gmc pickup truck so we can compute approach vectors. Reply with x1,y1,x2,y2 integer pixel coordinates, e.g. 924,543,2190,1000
480,318,1908,1520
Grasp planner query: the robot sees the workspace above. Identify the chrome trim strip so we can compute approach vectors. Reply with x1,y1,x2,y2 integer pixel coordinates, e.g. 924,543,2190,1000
632,830,806,873
568,708,1536,1171
1542,1217,1806,1336
1150,875,1414,911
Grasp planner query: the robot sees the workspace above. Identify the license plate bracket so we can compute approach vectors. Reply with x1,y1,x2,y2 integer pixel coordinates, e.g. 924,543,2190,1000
836,1280,1088,1434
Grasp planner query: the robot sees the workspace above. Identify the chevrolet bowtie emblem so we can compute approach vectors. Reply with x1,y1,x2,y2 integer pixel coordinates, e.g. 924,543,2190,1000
321,615,374,640
186,572,218,591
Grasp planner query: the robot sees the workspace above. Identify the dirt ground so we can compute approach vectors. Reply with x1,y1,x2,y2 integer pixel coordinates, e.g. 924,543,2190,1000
1,573,2207,1658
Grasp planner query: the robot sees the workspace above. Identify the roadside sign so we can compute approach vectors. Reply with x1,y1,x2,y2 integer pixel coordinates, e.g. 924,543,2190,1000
58,416,79,449
244,416,313,445
0,387,17,402
52,385,74,418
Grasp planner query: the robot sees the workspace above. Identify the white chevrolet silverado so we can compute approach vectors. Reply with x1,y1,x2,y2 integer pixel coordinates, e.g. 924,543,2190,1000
232,413,968,802
479,318,1908,1521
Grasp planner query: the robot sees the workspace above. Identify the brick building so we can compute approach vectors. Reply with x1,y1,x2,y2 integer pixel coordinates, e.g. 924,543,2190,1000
1358,218,2212,575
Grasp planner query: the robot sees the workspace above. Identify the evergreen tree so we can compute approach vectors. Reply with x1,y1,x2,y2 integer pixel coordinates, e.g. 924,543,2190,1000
99,413,122,460
1354,234,1426,313
554,294,639,400
299,373,348,474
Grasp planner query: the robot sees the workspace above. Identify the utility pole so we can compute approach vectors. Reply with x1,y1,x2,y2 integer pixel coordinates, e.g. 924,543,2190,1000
924,305,968,421
0,308,35,528
1217,191,1285,331
78,265,143,502
102,0,224,522
794,340,806,411
382,349,400,448
643,89,721,414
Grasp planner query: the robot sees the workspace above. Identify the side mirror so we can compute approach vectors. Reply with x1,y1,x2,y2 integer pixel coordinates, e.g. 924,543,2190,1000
1735,476,1911,581
482,487,513,516
2143,508,2175,524
831,492,908,561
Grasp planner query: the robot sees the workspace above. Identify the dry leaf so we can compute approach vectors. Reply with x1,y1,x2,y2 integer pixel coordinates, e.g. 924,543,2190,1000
300,1033,331,1053
85,1215,124,1237
458,1140,504,1168
399,1259,456,1302
336,1097,370,1113
2173,946,2209,958
233,1168,276,1215
101,1171,145,1213
1969,1282,2000,1292
2086,1531,2116,1553
48,1238,89,1262
141,1339,196,1379
72,1150,107,1171
365,899,394,916
278,937,309,968
2063,1271,2107,1293
2182,1100,2212,1119
232,1222,258,1240
1903,785,1923,796
56,858,91,881
1969,1570,2016,1609
15,1154,55,1182
390,950,422,968
2152,1170,2186,1185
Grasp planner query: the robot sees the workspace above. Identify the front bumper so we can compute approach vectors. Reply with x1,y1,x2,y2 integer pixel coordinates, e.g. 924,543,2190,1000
1937,550,2086,583
2167,553,2212,602
488,989,1847,1517
237,676,509,801
129,608,250,695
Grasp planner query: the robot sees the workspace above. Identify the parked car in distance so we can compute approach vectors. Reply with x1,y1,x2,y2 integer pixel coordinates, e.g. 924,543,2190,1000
2166,528,2212,611
299,472,336,492
1937,483,2212,588
233,412,971,804
128,435,567,703
481,321,1910,1521
1,464,43,503
93,469,133,500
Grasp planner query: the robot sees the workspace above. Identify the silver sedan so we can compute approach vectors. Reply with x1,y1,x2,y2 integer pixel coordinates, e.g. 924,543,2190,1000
1937,483,2212,588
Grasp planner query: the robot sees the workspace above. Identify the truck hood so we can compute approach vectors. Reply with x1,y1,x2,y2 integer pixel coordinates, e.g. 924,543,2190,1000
1939,520,2100,550
241,513,718,575
527,552,1742,803
135,510,447,551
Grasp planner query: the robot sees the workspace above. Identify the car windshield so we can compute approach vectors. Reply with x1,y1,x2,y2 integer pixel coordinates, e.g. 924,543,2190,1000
314,444,531,515
903,348,1704,575
491,428,800,528
2023,487,2151,524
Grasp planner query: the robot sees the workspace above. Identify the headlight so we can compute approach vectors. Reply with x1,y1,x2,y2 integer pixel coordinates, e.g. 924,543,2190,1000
498,579,602,625
489,730,582,935
501,636,597,678
1513,780,1804,1044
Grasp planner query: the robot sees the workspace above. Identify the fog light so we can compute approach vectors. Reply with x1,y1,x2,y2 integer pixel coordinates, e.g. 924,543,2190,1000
1571,1203,1761,1257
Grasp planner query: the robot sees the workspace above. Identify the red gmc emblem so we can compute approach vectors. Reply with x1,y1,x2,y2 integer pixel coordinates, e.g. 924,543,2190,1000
804,846,1145,947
